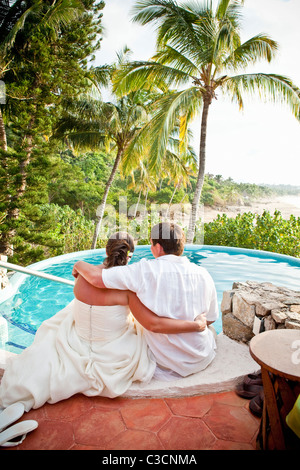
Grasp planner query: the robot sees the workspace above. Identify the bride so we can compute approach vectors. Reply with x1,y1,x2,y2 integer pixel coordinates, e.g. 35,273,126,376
0,232,205,411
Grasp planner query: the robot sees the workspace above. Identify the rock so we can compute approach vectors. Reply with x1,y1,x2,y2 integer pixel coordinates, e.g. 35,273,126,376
239,292,262,306
221,280,300,343
264,316,276,331
221,290,235,314
256,301,286,317
222,313,254,343
271,309,288,324
285,320,300,330
286,311,300,323
290,305,300,314
283,297,300,305
232,293,256,327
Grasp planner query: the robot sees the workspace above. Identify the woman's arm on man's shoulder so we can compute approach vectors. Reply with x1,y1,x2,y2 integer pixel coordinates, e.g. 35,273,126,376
127,292,207,334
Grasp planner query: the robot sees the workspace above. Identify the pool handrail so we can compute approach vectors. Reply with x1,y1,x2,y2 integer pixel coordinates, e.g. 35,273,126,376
0,260,75,287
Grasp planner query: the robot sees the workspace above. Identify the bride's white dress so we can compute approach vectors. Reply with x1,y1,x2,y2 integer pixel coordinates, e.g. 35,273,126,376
0,299,156,411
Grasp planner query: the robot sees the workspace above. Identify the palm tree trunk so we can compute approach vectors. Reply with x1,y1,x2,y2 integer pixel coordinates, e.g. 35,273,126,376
133,189,142,217
167,181,179,217
143,188,148,215
187,95,211,244
91,149,122,249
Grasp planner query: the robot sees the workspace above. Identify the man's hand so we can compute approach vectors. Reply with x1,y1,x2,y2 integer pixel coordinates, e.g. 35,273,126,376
72,262,80,278
194,313,207,332
71,260,105,288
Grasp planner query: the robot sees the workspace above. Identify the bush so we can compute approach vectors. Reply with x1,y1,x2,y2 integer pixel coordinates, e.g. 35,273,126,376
204,210,300,258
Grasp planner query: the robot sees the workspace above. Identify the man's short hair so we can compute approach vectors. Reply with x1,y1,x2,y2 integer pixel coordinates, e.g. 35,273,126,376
150,222,185,256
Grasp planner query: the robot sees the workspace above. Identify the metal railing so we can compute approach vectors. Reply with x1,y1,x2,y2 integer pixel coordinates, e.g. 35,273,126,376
0,260,75,287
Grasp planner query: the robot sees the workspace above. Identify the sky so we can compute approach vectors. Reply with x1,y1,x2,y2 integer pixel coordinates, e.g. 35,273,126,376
95,0,300,187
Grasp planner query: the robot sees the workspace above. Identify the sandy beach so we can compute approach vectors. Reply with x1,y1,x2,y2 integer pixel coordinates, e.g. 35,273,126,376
203,195,300,223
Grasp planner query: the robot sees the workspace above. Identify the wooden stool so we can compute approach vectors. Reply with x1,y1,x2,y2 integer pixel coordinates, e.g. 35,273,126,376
249,330,300,450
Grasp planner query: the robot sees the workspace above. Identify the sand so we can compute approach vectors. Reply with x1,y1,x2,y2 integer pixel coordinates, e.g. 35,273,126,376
203,195,300,223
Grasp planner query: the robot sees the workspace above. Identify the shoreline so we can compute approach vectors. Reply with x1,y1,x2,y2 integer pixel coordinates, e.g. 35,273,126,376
203,195,300,223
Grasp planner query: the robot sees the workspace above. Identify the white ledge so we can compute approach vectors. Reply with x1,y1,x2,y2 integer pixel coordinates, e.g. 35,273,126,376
123,333,259,398
1,333,259,399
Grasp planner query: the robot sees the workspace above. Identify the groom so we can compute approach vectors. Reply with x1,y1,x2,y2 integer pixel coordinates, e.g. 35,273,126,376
72,222,219,378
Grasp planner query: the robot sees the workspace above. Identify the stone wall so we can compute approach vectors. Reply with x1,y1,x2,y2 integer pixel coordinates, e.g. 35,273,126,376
221,281,300,343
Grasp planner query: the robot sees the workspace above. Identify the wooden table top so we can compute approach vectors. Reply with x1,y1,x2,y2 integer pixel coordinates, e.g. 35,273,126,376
249,330,300,381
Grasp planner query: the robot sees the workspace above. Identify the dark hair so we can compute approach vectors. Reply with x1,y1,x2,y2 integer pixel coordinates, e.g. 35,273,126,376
150,223,185,256
104,232,135,268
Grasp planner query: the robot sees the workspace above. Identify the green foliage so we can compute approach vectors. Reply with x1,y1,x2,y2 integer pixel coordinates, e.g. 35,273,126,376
1,1,300,265
36,204,95,255
198,174,274,207
0,0,105,258
204,210,300,258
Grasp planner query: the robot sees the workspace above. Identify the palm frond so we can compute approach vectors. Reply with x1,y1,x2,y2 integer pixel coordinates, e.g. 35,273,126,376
112,60,190,96
131,0,206,56
1,0,84,51
1,0,43,50
88,65,114,90
216,0,244,24
40,0,85,30
65,131,107,154
223,34,278,71
223,73,300,117
142,87,202,171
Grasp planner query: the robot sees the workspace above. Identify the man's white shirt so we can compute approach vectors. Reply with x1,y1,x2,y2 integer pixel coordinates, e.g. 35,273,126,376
102,254,219,377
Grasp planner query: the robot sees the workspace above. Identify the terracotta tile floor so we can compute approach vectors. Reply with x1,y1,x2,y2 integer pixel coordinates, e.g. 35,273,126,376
1,391,260,450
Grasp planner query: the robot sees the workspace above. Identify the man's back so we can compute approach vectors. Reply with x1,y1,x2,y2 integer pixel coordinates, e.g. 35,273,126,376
102,254,219,376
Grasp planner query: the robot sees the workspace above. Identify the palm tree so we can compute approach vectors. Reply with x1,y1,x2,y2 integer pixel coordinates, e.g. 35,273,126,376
114,0,300,243
128,161,158,217
54,89,153,248
128,161,156,217
161,124,197,206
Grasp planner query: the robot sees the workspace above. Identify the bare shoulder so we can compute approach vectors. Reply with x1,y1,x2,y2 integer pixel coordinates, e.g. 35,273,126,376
74,275,128,306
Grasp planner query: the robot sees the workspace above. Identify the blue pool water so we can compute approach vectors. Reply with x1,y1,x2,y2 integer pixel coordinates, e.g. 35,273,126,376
1,245,300,354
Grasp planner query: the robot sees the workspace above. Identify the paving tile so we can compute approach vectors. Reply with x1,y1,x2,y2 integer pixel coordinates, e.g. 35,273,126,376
212,390,250,407
120,398,172,432
165,395,214,418
211,439,256,450
91,395,130,410
0,391,260,450
73,408,125,448
203,402,259,443
158,416,217,450
43,394,93,420
108,429,165,450
19,419,74,450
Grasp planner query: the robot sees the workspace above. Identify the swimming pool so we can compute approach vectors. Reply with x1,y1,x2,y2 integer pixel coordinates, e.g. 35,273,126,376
1,245,300,354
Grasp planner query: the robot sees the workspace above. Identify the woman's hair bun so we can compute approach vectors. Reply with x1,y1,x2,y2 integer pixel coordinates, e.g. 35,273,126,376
104,232,135,268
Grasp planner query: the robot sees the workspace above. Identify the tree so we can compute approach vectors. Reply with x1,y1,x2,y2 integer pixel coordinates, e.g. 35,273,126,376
0,0,105,256
127,160,157,217
54,87,154,248
114,0,300,243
